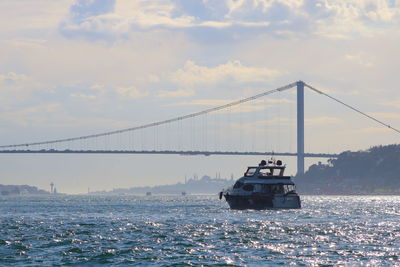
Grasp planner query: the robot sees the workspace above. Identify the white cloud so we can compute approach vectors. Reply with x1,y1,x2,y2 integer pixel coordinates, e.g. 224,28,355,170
54,0,400,43
61,13,132,36
370,112,400,119
0,0,72,32
164,97,291,114
167,99,234,107
305,116,341,125
363,0,399,22
156,88,194,98
380,100,400,108
60,0,271,40
0,103,62,126
115,86,148,99
0,72,42,106
163,90,294,117
224,0,400,40
90,83,106,92
1,0,398,43
344,52,374,68
5,38,48,49
166,99,272,114
239,116,294,129
70,93,97,99
314,0,400,39
352,126,394,134
304,83,361,97
0,103,134,129
147,74,160,83
218,103,274,114
115,0,270,29
170,60,281,88
115,0,190,28
249,98,293,105
0,72,28,84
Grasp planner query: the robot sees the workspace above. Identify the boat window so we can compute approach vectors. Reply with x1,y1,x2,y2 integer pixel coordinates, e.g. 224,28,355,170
242,184,254,191
233,181,244,189
271,184,284,194
284,185,296,194
259,168,273,176
253,184,263,192
261,184,272,193
244,168,257,177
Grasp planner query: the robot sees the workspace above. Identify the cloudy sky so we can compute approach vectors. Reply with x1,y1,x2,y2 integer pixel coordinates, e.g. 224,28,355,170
1,0,400,194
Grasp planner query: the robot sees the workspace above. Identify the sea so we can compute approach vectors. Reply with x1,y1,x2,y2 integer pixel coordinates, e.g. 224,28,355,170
1,195,400,266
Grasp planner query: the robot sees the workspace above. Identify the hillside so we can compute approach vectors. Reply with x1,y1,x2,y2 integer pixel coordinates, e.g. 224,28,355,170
296,144,400,194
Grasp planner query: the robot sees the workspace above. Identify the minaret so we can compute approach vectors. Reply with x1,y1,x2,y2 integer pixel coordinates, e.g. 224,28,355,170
50,182,54,194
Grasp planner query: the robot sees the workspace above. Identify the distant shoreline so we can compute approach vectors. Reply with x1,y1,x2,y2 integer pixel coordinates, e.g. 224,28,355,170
0,184,49,196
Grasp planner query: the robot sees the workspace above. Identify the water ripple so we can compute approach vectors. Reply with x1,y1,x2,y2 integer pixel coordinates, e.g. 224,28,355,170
1,195,400,265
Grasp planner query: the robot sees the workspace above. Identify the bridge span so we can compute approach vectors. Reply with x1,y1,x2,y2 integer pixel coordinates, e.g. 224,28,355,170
1,81,398,175
0,149,337,158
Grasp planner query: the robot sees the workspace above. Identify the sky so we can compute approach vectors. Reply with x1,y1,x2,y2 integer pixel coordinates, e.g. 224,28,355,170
1,0,400,194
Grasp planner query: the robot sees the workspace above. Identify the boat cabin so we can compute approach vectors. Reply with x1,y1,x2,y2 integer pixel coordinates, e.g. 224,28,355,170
244,160,288,178
233,180,296,195
244,166,286,178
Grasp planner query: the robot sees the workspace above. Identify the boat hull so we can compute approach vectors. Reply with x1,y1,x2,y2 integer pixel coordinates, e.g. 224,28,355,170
224,194,301,210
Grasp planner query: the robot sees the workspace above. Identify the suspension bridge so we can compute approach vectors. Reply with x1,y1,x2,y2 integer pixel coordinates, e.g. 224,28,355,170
1,81,399,175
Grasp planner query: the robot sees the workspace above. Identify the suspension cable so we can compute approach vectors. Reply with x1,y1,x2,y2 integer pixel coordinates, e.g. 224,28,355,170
304,83,400,135
0,82,297,149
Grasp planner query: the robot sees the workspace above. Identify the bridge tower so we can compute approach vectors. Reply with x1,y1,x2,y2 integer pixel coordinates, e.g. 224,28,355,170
297,81,305,176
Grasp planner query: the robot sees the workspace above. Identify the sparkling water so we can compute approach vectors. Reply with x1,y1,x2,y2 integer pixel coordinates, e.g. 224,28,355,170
1,195,399,266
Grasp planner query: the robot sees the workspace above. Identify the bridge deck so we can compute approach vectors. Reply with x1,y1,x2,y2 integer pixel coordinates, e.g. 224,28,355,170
0,150,337,158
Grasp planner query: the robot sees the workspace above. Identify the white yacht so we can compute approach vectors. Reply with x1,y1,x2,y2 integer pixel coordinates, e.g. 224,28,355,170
219,159,301,209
